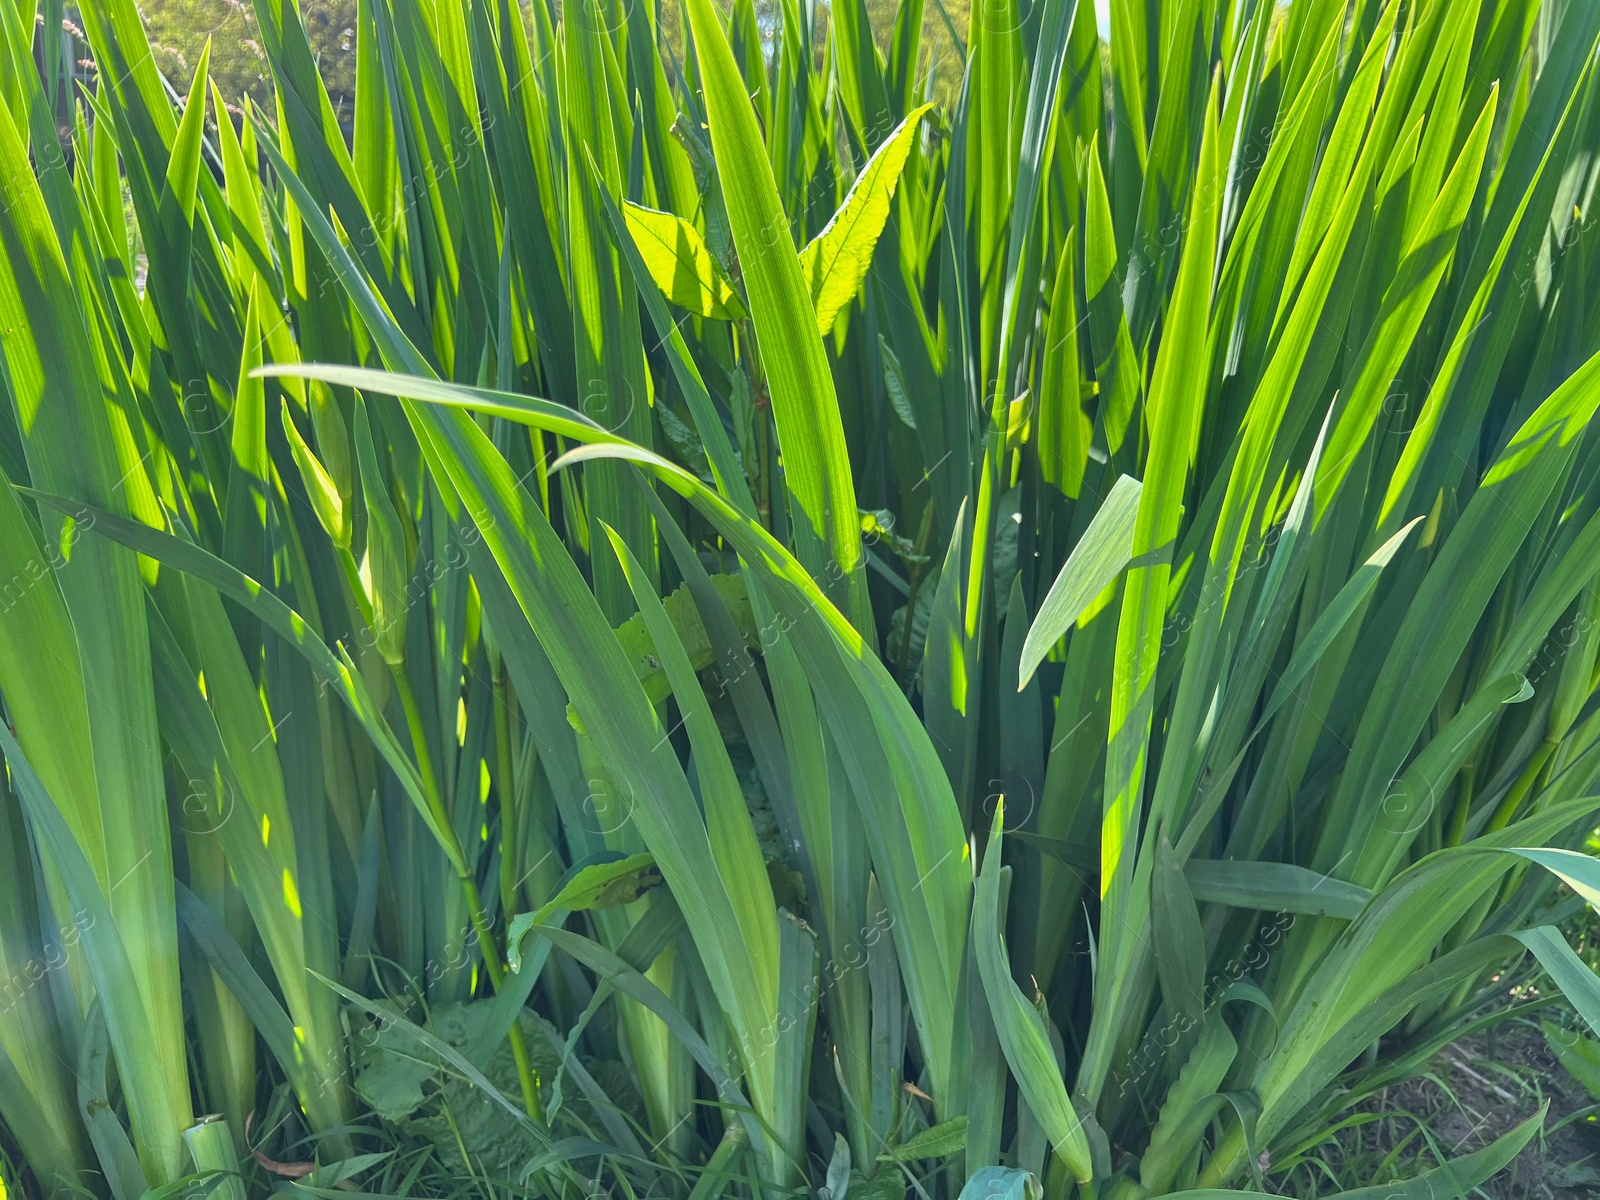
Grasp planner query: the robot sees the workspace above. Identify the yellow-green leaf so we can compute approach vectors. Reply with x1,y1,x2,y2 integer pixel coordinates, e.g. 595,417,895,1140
622,201,747,320
281,399,350,549
799,104,933,336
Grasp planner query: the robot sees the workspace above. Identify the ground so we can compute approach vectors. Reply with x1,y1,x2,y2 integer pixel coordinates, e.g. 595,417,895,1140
1292,1020,1599,1199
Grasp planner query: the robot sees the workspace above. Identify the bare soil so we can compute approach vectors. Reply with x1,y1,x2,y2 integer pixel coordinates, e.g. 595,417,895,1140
1312,1020,1599,1198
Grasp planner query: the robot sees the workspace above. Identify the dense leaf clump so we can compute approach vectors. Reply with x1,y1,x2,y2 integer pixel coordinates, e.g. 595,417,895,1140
1,0,1600,1198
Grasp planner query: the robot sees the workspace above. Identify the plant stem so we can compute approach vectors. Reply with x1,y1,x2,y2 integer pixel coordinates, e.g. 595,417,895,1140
687,1121,748,1200
494,658,520,919
1484,739,1557,833
897,498,938,677
391,663,543,1121
1442,760,1476,847
184,1116,248,1200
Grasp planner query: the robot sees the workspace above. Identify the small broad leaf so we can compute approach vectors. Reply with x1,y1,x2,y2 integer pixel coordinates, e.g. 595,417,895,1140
535,853,660,922
880,336,917,429
799,104,934,336
611,573,757,704
877,1116,968,1161
823,1133,851,1200
956,1167,1041,1200
315,973,546,1141
656,403,715,483
623,202,747,320
850,1168,905,1200
581,859,663,909
508,853,663,972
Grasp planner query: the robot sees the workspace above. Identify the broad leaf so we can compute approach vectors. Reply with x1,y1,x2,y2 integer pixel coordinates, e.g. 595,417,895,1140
622,201,747,320
798,104,933,336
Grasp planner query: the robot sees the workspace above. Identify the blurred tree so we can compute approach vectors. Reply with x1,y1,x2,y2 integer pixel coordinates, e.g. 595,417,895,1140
63,0,978,133
863,0,967,103
656,0,971,114
132,0,356,113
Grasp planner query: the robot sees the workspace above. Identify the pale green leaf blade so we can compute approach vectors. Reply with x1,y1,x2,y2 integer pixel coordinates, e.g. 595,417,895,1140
878,1116,968,1162
1513,926,1600,1039
1183,860,1371,920
974,809,1091,1182
1018,475,1141,689
683,0,870,629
